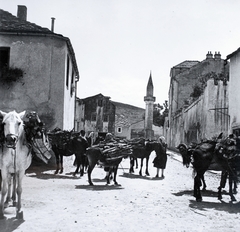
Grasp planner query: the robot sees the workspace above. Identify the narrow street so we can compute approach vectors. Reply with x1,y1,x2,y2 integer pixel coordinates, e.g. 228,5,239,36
0,150,240,232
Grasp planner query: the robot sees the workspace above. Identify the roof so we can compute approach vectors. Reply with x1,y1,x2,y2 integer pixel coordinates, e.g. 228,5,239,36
173,60,200,69
0,8,79,79
79,93,111,102
113,101,145,127
0,9,53,34
226,47,240,60
112,101,144,111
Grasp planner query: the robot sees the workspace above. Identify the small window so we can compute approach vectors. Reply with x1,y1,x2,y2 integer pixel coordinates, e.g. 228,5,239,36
0,47,10,78
91,114,96,121
117,127,122,133
98,99,103,107
103,115,108,122
70,69,75,96
66,55,70,88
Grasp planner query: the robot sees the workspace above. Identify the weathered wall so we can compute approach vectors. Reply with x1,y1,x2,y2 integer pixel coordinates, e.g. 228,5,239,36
75,95,115,134
228,51,240,133
0,35,76,130
169,79,228,148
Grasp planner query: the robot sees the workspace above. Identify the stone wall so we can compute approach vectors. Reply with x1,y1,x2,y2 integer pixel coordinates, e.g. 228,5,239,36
168,79,228,148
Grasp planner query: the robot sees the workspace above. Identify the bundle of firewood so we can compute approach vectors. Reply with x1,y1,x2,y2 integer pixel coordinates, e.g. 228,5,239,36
48,128,73,149
126,138,146,150
92,140,133,161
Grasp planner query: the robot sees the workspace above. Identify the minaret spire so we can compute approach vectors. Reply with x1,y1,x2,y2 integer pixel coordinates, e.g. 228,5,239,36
144,71,156,140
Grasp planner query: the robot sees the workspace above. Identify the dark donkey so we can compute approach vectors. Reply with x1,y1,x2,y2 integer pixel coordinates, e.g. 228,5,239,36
129,139,162,176
177,133,239,202
86,147,128,186
86,135,132,186
49,129,89,176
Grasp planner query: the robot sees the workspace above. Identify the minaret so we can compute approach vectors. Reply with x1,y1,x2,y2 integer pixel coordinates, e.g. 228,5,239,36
144,72,156,139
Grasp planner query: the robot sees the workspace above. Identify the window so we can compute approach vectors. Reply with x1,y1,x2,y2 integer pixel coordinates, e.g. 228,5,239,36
103,115,108,122
117,127,122,133
0,47,10,77
66,55,70,88
91,114,96,121
70,69,75,96
98,99,103,107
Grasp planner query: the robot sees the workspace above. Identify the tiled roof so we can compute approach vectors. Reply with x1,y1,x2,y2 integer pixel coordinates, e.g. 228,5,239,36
0,9,53,34
174,60,199,69
113,101,145,127
0,8,79,78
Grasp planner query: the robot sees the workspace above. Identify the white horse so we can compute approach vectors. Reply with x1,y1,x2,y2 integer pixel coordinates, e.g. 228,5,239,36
0,110,50,219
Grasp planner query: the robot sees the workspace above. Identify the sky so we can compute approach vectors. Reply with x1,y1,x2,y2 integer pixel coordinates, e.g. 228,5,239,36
2,0,240,108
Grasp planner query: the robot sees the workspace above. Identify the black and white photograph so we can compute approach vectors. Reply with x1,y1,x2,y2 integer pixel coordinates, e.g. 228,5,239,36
0,0,240,231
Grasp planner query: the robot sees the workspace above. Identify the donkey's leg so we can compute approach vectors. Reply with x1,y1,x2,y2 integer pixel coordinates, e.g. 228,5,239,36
194,174,202,202
87,159,96,186
145,157,150,176
0,172,9,219
54,153,60,174
59,155,64,174
233,180,238,194
12,174,17,206
5,175,12,208
135,158,138,169
113,165,120,186
16,172,24,219
129,157,134,173
73,154,80,177
218,171,227,200
201,174,207,191
139,158,143,176
229,173,236,201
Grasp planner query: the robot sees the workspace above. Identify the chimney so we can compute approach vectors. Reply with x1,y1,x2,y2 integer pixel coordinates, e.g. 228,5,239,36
214,51,221,60
206,51,213,59
17,5,27,21
51,17,55,32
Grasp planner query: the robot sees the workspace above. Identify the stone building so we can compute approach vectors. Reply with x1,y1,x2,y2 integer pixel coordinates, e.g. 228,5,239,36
0,6,79,130
75,94,145,139
167,52,229,148
75,94,115,135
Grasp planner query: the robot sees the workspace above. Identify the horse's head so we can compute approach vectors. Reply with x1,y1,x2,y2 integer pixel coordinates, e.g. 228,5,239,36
0,110,25,149
176,143,191,167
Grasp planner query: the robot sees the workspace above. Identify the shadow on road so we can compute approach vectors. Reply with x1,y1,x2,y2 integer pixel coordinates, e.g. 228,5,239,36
0,217,24,232
172,189,220,198
26,173,79,180
189,199,240,214
75,183,124,191
120,172,164,181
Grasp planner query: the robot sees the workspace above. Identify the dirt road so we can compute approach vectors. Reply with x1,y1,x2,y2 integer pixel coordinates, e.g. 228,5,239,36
0,150,240,232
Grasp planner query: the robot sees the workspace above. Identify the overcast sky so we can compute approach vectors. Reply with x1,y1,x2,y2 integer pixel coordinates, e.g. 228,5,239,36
2,0,240,108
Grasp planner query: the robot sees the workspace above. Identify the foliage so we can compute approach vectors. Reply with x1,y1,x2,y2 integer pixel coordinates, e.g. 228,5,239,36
153,101,169,127
0,66,24,84
190,84,203,98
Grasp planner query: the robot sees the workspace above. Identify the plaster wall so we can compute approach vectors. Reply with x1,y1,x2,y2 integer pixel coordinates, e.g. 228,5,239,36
228,52,240,132
0,35,75,130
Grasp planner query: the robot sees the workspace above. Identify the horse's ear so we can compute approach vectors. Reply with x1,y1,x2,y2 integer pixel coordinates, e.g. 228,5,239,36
19,111,26,119
0,110,7,117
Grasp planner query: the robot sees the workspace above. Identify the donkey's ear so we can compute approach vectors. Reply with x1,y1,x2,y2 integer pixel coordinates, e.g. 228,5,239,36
217,132,223,139
0,111,7,117
19,111,26,119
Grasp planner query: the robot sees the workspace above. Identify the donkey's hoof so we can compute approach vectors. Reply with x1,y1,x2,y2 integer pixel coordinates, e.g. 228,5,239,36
16,211,24,220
